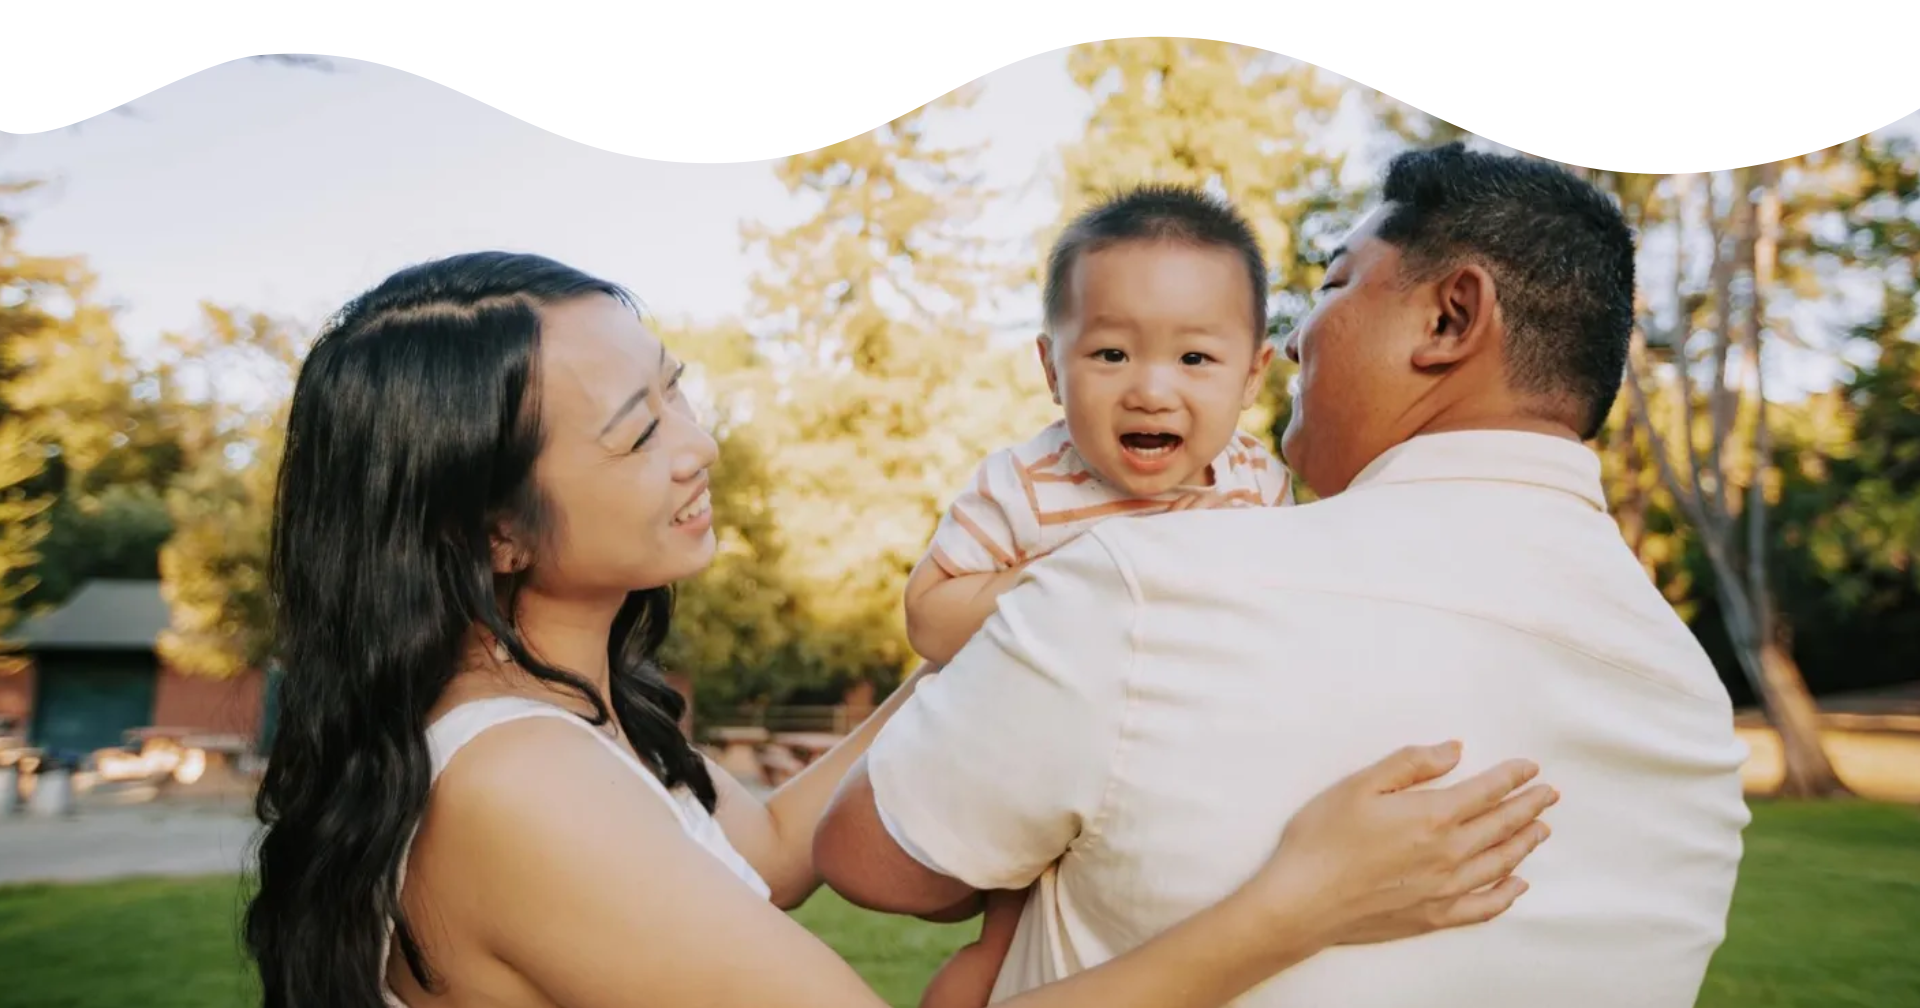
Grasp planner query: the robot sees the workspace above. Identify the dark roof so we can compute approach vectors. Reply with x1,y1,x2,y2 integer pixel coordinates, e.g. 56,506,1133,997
11,580,169,651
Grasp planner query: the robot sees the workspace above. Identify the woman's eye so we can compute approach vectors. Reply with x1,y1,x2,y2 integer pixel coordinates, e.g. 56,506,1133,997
630,418,660,453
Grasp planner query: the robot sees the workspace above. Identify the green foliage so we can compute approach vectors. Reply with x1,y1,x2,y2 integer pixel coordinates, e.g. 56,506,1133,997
28,483,173,605
718,96,1054,704
151,305,302,679
4,48,1919,713
0,179,79,636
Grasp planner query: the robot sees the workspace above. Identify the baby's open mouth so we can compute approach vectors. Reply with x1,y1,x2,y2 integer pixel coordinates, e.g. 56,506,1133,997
1120,432,1184,458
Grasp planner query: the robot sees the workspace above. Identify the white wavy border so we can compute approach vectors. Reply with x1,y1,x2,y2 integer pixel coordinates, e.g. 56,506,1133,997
5,2,1920,172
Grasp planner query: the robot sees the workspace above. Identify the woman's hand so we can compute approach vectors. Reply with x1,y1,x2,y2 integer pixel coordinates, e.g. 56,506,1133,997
1244,741,1556,948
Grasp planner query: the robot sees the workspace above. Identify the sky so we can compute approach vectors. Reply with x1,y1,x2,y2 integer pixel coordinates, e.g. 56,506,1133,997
2,53,1907,399
1,51,1092,356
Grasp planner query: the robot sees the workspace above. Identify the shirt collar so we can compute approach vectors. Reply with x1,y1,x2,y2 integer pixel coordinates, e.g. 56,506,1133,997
1343,430,1607,511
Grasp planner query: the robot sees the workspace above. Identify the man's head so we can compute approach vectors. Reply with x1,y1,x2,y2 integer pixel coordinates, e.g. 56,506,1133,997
1039,185,1274,496
1280,143,1635,497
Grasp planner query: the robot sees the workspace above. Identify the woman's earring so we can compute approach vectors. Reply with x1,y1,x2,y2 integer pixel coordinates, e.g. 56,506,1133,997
492,638,512,664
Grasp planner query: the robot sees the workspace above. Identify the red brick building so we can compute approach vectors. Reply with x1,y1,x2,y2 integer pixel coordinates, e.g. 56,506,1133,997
0,580,267,756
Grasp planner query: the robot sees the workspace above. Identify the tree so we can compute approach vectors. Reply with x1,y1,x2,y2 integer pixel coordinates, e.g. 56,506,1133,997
153,305,303,678
1620,167,1849,797
652,318,804,711
0,177,81,641
1763,133,1920,701
0,416,49,664
739,95,1051,697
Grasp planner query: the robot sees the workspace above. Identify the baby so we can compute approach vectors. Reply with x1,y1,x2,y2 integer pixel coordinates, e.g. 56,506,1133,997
902,184,1293,1008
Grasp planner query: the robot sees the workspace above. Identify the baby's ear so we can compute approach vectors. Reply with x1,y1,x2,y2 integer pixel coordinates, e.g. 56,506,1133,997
1036,333,1061,405
1243,340,1277,408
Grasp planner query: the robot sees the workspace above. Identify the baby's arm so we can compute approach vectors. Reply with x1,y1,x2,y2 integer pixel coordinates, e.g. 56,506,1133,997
908,449,1034,667
904,557,1029,667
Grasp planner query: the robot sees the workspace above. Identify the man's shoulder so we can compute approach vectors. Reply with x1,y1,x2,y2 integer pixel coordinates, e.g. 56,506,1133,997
1084,491,1344,575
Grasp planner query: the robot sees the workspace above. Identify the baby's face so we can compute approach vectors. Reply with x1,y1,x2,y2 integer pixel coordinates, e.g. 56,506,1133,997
1041,240,1273,497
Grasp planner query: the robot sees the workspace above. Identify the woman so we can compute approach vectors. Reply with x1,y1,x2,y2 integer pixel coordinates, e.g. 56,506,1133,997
244,251,1555,1008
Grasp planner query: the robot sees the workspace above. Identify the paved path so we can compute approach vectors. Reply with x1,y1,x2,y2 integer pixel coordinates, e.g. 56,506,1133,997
0,805,258,885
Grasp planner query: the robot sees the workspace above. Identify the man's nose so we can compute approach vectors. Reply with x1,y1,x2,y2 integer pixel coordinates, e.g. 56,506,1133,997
1282,327,1302,365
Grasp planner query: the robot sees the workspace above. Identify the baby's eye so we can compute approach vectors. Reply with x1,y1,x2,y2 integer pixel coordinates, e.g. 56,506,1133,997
1181,352,1215,366
1091,349,1127,364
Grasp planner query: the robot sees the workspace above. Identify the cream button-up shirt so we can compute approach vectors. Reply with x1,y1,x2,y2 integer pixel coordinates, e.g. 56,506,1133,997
868,430,1751,1008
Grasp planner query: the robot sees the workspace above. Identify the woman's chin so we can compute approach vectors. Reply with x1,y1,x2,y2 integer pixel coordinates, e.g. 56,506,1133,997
670,527,720,580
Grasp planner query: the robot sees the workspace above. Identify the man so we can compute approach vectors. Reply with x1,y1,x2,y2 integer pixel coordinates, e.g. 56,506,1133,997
815,144,1751,1007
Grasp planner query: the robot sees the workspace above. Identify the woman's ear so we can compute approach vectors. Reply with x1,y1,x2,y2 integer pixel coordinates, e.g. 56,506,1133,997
490,524,530,576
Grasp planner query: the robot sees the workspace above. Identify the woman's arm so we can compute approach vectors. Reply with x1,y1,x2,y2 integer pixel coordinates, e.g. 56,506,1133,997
451,725,1551,1008
708,662,938,909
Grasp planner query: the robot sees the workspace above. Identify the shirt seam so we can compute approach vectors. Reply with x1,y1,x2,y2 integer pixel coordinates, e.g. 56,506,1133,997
1073,525,1145,852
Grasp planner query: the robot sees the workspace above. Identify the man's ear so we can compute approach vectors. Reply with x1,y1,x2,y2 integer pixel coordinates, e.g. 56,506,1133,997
1412,264,1499,372
1242,340,1277,408
1036,334,1061,405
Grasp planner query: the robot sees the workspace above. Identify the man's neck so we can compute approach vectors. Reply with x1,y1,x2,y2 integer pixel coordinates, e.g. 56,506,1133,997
1415,412,1581,443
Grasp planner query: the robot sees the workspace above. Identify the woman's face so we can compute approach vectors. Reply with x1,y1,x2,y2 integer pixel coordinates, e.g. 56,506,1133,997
514,293,718,599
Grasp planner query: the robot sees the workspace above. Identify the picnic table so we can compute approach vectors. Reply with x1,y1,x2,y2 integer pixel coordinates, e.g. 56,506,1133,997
771,732,841,766
708,727,770,783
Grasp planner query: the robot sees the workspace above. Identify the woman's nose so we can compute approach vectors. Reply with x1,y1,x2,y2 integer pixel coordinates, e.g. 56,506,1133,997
669,409,719,479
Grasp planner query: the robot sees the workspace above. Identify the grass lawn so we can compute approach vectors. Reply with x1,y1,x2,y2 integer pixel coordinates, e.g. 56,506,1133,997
0,801,1914,1008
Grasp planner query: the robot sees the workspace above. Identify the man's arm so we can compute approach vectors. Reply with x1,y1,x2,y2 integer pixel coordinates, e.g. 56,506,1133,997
703,665,936,910
816,531,1138,916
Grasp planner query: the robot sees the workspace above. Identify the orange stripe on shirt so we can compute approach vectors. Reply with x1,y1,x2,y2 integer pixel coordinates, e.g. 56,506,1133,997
1015,459,1043,516
951,504,1019,568
1037,497,1169,527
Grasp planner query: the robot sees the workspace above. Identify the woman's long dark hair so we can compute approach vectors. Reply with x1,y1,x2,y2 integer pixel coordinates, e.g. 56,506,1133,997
244,252,716,1008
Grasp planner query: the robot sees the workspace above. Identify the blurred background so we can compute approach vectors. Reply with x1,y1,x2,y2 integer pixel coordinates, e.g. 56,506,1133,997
0,41,1914,1008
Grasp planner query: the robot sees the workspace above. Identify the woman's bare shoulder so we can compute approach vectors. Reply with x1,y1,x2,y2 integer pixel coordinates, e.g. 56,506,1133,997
427,715,666,837
405,717,885,1008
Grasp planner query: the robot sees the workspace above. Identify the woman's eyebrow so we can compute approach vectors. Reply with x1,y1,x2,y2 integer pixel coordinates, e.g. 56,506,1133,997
597,344,669,438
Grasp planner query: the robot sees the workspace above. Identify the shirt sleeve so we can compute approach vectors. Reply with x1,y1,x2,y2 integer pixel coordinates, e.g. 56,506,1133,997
926,449,1028,576
866,530,1138,890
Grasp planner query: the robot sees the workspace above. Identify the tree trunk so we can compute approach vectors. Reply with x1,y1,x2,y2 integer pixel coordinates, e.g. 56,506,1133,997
1744,162,1850,797
1626,339,1848,799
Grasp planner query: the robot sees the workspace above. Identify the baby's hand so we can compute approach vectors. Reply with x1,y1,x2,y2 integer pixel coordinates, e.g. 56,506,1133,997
1166,490,1249,512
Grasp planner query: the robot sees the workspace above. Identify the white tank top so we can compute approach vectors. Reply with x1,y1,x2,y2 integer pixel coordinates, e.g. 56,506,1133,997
382,696,770,1006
